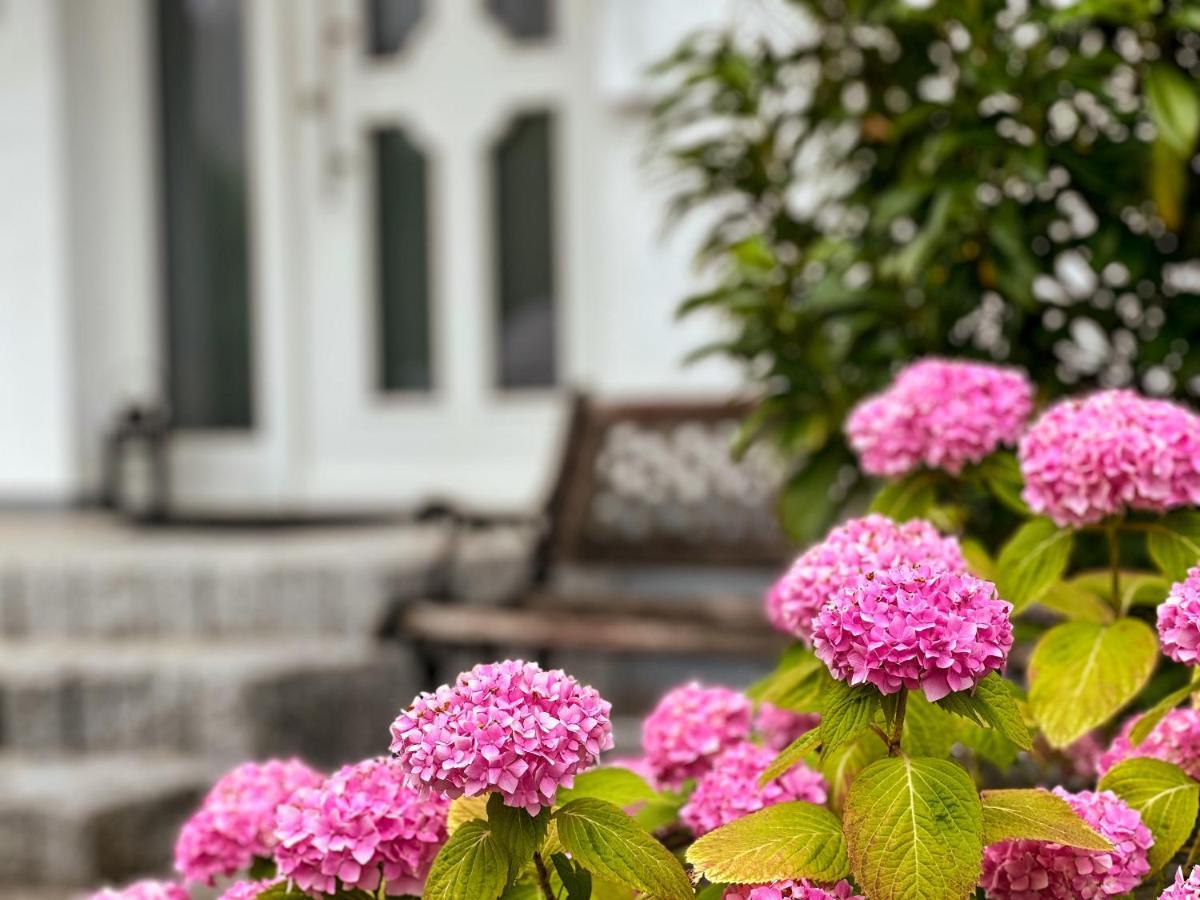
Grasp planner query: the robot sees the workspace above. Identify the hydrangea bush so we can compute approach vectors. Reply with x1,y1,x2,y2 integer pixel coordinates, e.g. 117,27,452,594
88,357,1200,899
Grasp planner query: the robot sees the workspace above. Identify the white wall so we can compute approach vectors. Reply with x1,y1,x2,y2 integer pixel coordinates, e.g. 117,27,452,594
0,0,78,501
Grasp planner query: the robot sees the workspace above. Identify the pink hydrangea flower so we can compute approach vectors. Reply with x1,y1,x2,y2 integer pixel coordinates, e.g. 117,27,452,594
274,756,449,896
981,787,1153,899
765,514,966,642
723,881,864,899
681,742,827,837
1019,389,1200,527
216,880,280,900
390,660,613,814
755,704,820,751
89,883,189,900
1159,566,1200,665
1097,708,1200,781
811,563,1013,701
175,758,323,884
642,682,753,789
1160,866,1200,899
845,358,1034,478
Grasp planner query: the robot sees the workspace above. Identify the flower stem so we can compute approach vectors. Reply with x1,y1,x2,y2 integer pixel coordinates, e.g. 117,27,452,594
533,851,556,900
888,689,908,757
1106,521,1122,612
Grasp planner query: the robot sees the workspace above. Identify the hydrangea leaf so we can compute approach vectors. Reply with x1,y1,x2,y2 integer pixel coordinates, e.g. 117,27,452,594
980,789,1111,849
903,692,958,758
685,800,849,885
746,643,818,702
254,884,312,899
1146,511,1200,582
819,679,882,760
1129,684,1194,745
758,725,824,787
1028,618,1158,747
844,756,983,900
936,672,1033,750
995,518,1074,613
821,729,888,815
970,451,1032,517
423,819,510,900
1038,579,1114,624
1146,63,1200,158
557,767,663,809
448,796,490,835
748,650,828,713
553,798,693,900
1099,758,1200,873
488,794,548,874
869,471,939,521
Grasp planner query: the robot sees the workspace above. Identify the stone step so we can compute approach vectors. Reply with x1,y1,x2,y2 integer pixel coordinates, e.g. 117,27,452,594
0,640,417,766
0,752,209,887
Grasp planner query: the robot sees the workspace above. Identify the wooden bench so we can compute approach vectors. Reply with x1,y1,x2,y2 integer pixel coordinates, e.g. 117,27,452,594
391,393,794,680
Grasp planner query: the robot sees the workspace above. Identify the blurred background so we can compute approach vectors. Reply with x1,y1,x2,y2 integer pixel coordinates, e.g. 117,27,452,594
3,0,1200,894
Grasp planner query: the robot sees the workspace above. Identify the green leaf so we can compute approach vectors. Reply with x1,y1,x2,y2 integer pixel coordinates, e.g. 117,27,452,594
551,853,593,900
820,679,881,759
553,798,693,900
903,692,959,758
960,539,995,581
254,883,313,900
821,729,888,815
686,801,849,885
995,518,1074,613
1099,758,1200,872
1038,579,1114,624
248,856,277,881
1147,63,1200,158
1130,684,1194,745
936,673,1033,750
488,794,548,873
971,451,1031,517
759,726,824,787
749,651,828,713
1028,618,1158,747
869,472,939,521
844,757,983,900
423,820,510,900
980,789,1112,849
1146,511,1200,582
448,796,489,834
557,767,662,809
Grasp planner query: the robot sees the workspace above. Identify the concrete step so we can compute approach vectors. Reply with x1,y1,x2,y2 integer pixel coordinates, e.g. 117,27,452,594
0,753,209,887
0,640,417,766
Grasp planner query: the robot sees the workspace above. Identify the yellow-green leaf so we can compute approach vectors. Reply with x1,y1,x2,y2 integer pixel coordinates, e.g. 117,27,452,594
981,789,1112,850
1099,758,1200,873
423,820,510,900
996,518,1074,613
936,672,1033,750
448,796,490,834
1146,511,1200,582
759,726,824,787
820,679,881,759
557,767,662,808
1130,684,1194,746
869,472,939,521
820,730,888,815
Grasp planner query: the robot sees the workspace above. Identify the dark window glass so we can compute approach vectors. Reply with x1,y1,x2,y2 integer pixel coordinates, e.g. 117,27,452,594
492,112,556,389
157,0,253,429
486,0,551,40
375,129,433,392
368,0,424,56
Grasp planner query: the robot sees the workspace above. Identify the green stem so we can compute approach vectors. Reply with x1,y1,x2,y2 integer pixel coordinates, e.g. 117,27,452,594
888,689,908,757
1106,522,1122,613
533,851,557,900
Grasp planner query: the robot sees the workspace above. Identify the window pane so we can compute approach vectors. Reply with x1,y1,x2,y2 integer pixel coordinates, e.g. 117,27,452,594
486,0,552,40
157,0,253,428
375,129,433,392
492,112,557,389
367,0,424,56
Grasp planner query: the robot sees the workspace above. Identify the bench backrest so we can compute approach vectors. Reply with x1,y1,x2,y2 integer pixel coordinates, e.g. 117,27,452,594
534,393,792,578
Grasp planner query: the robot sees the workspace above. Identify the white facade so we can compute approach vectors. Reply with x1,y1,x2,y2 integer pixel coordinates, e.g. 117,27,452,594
0,0,745,514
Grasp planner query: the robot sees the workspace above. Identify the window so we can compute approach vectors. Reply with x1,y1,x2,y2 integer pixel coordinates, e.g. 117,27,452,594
157,0,253,428
367,0,424,56
485,0,552,41
374,128,433,392
492,112,557,389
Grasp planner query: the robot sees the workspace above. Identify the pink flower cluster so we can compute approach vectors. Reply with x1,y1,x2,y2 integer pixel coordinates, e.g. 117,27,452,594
89,883,189,900
846,358,1034,478
274,756,449,896
389,660,613,814
723,881,864,900
681,742,826,836
981,787,1153,899
766,514,966,643
811,564,1013,701
1097,708,1200,781
1019,389,1200,527
642,682,752,788
174,758,323,884
755,703,820,751
217,880,280,900
1160,866,1200,899
1159,566,1200,665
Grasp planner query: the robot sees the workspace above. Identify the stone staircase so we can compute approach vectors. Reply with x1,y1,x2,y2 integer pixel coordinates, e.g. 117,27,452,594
0,513,454,896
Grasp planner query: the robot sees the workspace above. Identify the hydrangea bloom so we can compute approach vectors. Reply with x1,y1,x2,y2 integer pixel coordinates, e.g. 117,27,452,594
681,742,827,836
175,758,323,884
981,788,1153,899
766,514,966,642
1159,566,1200,665
1160,866,1200,899
845,358,1034,477
390,660,613,814
755,703,820,751
641,682,752,788
1018,389,1200,527
89,883,189,900
723,881,864,899
1097,708,1200,781
274,756,449,896
217,880,280,900
811,563,1013,701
